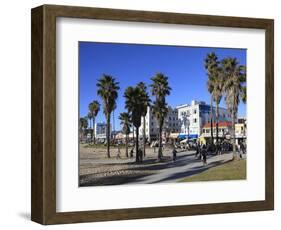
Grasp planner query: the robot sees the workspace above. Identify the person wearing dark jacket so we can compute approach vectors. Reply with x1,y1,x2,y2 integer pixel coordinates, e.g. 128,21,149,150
201,145,207,165
172,148,177,162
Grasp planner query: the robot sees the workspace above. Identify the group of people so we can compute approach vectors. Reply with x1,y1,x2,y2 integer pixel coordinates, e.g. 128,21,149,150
116,140,246,165
172,141,246,166
171,145,207,165
116,144,145,162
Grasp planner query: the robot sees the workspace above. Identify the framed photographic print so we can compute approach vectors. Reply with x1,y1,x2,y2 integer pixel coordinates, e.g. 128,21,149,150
31,4,274,225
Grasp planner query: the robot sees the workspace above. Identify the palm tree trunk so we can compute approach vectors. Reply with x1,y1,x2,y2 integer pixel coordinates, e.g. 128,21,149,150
232,108,237,160
125,134,128,158
135,127,139,162
106,114,110,158
142,116,146,157
232,90,237,160
210,97,214,144
93,116,96,145
80,128,83,142
92,119,94,143
216,102,219,153
89,118,92,143
132,126,135,143
158,124,163,159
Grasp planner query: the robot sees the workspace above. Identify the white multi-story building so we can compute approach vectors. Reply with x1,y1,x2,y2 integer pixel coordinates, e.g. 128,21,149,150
94,122,111,140
139,106,181,141
176,100,231,139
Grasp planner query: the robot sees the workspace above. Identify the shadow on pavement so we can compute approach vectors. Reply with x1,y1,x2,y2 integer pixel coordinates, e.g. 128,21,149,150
148,159,231,183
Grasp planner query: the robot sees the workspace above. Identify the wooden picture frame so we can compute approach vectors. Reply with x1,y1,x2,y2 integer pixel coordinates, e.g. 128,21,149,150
31,4,274,225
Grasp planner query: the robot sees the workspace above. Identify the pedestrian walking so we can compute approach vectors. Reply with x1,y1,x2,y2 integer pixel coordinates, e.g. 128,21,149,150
172,147,177,162
116,144,121,159
130,147,134,158
195,142,200,158
139,149,143,162
217,143,222,155
201,145,207,166
241,142,246,154
202,151,207,165
238,143,243,159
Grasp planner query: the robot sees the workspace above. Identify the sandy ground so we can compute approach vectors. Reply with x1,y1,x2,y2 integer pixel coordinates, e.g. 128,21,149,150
79,144,243,186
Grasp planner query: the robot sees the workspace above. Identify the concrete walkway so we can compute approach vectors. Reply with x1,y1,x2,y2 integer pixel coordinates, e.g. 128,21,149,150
125,151,234,184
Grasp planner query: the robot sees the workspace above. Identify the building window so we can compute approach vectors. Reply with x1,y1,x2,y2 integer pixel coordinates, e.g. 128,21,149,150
194,118,197,123
194,109,197,114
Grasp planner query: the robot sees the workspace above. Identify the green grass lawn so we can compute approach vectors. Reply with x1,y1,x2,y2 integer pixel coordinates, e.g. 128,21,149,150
179,159,246,182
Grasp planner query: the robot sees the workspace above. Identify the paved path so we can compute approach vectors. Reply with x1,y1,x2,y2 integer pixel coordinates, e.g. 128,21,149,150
125,151,234,184
80,145,245,186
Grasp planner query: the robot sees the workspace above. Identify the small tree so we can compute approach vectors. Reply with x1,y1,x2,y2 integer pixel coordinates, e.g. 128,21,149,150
137,82,151,157
79,117,88,141
151,100,168,159
119,112,131,158
87,112,93,142
88,100,100,144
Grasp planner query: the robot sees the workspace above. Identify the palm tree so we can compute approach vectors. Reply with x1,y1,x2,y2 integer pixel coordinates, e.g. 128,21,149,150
205,52,219,145
88,100,100,144
124,86,145,162
221,58,246,159
79,117,88,142
205,52,225,151
87,111,93,141
212,69,225,151
151,100,169,159
137,82,151,157
150,73,171,159
241,85,247,103
119,112,131,158
97,74,120,158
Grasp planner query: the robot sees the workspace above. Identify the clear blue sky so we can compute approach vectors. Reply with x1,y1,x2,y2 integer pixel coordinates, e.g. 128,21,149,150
79,42,246,130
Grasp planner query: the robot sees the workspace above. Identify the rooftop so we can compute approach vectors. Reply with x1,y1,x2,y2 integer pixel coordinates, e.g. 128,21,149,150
203,121,232,128
176,100,206,109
